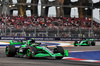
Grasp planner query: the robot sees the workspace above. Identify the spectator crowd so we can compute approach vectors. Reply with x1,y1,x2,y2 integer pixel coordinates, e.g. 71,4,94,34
0,15,100,31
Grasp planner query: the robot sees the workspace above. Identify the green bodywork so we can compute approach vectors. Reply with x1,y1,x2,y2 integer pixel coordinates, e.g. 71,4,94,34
73,39,94,46
9,40,69,58
6,47,9,55
33,46,63,57
10,40,26,45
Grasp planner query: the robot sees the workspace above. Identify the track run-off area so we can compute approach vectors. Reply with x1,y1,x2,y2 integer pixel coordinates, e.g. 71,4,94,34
0,41,100,66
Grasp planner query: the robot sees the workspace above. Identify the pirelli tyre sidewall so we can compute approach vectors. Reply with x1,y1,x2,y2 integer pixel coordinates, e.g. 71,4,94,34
5,45,16,57
26,46,38,59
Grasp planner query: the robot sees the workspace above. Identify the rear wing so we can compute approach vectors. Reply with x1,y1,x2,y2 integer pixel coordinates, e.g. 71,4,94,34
10,40,26,45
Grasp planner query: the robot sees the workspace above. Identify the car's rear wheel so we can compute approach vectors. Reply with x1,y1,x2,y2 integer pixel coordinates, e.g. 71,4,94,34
91,41,95,46
26,46,37,59
54,46,64,59
6,45,16,57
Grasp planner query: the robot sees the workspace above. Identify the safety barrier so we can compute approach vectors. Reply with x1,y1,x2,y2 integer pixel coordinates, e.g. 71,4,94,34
0,37,100,41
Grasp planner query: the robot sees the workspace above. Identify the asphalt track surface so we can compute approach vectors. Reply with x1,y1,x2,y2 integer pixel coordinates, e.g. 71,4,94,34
0,42,100,66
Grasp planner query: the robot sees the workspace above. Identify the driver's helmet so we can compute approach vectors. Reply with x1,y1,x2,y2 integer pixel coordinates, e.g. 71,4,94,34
30,38,35,43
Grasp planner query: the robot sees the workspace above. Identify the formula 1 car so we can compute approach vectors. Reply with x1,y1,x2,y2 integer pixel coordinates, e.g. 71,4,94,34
73,39,95,46
5,40,69,59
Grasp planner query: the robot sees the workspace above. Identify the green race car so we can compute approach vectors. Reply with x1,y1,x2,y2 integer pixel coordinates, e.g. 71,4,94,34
73,39,95,46
5,40,69,59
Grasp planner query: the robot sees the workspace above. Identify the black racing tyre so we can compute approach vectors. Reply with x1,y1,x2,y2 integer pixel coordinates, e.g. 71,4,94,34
91,41,95,46
54,46,64,59
26,46,38,59
56,57,64,59
74,41,78,46
5,45,16,57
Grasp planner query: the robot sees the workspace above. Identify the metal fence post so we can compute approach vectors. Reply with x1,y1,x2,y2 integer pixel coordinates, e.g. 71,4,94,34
46,27,48,37
91,1,94,37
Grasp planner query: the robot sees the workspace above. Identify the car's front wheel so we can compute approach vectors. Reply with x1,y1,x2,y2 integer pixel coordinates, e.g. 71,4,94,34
91,41,95,46
26,46,37,59
54,46,64,59
74,41,78,46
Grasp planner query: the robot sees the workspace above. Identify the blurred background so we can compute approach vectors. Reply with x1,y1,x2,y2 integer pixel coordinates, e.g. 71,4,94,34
0,0,100,38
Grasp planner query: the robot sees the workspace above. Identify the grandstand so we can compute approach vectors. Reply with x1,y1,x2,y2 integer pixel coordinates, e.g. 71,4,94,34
0,0,100,38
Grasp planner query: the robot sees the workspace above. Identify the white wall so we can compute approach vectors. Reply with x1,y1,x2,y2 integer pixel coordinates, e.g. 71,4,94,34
71,0,100,3
48,6,56,17
12,0,17,3
92,0,100,3
26,0,31,3
93,8,99,19
71,8,79,18
13,10,18,16
49,0,55,1
38,0,41,16
71,0,78,2
26,10,31,17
